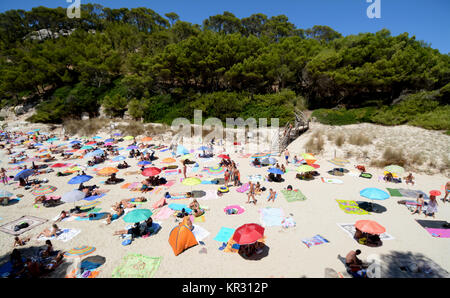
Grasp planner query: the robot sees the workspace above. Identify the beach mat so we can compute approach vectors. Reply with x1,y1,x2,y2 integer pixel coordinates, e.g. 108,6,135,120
214,227,235,243
337,223,394,240
281,189,307,202
236,183,250,193
112,254,161,278
416,220,450,229
302,235,329,248
197,190,219,200
153,205,173,220
84,193,106,201
321,177,343,184
386,188,403,197
398,189,429,199
0,215,48,236
336,200,370,215
259,208,284,227
192,224,210,242
425,228,450,238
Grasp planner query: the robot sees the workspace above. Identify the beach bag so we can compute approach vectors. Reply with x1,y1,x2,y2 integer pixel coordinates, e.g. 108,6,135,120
358,237,367,245
14,222,29,232
360,173,372,179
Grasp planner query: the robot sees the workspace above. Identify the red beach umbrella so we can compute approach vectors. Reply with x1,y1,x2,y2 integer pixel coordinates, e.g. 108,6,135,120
142,167,162,177
429,190,441,196
218,154,230,159
232,223,265,245
51,163,68,168
355,220,386,235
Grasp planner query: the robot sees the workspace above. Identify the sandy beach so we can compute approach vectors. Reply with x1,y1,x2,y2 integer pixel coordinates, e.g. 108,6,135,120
0,120,449,278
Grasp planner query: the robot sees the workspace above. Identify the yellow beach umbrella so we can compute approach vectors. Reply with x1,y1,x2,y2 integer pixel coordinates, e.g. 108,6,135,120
296,165,315,173
182,177,201,186
180,154,193,160
123,136,134,141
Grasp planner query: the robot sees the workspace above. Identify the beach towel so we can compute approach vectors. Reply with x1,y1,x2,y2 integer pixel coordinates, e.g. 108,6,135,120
191,224,210,242
259,208,284,227
321,177,343,184
335,200,371,215
163,169,179,176
37,228,81,242
112,254,161,278
151,197,167,209
201,179,218,185
163,180,176,188
0,215,48,236
302,235,329,248
153,205,173,220
415,220,450,229
281,189,307,202
193,215,205,223
386,188,403,197
337,223,394,240
425,228,450,238
84,193,106,201
214,227,236,243
236,183,250,193
398,189,429,199
224,205,245,215
168,203,192,214
223,239,240,253
75,212,109,221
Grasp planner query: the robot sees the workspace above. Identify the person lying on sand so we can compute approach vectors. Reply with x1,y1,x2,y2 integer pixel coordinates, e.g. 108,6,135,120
36,224,62,239
113,222,141,238
267,189,276,202
54,210,70,223
106,207,124,225
14,236,31,247
189,199,204,217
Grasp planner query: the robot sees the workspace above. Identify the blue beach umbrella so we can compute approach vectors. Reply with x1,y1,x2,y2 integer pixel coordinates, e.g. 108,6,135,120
138,160,151,166
68,175,93,185
14,169,35,181
70,140,81,144
360,188,390,201
112,156,126,162
262,157,277,165
267,167,284,175
81,145,93,150
93,136,102,139
85,149,104,157
105,138,114,143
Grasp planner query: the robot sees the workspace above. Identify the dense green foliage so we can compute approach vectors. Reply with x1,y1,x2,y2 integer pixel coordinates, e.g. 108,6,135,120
0,5,448,128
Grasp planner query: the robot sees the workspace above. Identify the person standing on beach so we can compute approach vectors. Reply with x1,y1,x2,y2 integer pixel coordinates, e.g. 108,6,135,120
443,181,450,203
424,195,438,218
0,168,7,185
284,149,290,165
182,160,187,179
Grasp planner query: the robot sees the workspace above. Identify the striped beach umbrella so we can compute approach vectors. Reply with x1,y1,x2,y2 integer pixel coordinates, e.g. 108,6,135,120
328,158,350,167
79,201,100,210
64,246,96,258
31,185,57,196
205,166,225,175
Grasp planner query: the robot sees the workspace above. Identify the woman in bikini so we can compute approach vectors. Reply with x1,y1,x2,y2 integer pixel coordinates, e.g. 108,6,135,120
247,181,257,204
36,224,61,239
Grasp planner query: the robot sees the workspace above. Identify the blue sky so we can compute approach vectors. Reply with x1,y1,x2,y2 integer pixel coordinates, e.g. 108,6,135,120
1,0,449,54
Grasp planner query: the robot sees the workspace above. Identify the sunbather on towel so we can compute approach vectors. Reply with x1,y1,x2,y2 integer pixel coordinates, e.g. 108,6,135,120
36,224,62,239
113,222,141,238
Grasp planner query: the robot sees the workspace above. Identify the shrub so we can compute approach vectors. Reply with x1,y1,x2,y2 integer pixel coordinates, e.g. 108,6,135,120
117,120,145,136
370,147,407,168
304,133,324,154
348,133,371,146
335,134,345,147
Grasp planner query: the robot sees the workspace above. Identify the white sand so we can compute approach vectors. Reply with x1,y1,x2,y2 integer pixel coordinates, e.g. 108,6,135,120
0,120,449,278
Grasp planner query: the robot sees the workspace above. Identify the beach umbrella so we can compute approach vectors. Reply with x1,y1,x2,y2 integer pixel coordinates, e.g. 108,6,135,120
123,209,153,223
112,156,126,162
31,185,57,196
81,145,93,150
104,142,114,146
70,140,81,144
296,165,315,173
141,137,153,142
162,157,176,163
85,149,104,158
93,136,102,139
182,177,201,186
46,138,59,142
360,188,390,201
127,145,138,150
355,220,386,235
138,160,152,166
198,146,211,151
142,167,161,177
180,154,193,160
50,163,68,168
429,190,441,196
67,166,85,172
61,190,86,203
218,154,230,159
268,167,284,175
205,166,225,175
97,167,119,176
301,153,317,165
34,143,43,146
251,153,269,159
261,157,277,165
384,165,405,175
79,201,100,210
124,136,134,141
105,138,114,143
68,175,93,185
14,169,35,181
328,158,350,167
232,223,265,245
0,190,13,198
113,133,121,136
64,246,96,258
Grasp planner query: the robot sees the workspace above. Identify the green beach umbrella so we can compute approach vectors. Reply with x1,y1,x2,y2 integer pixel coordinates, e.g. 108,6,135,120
123,209,153,223
384,165,405,175
296,165,315,173
180,153,193,160
124,136,134,141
